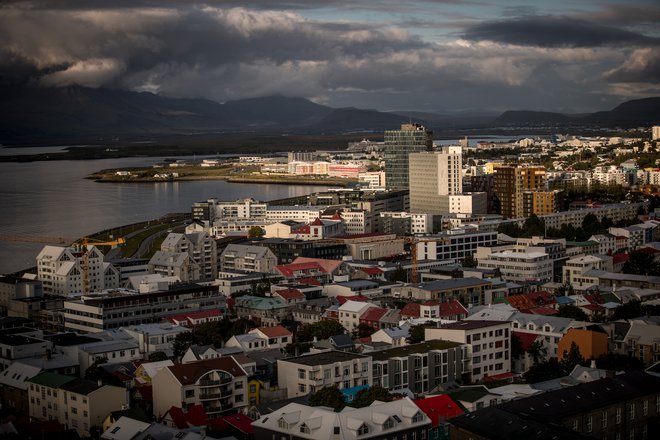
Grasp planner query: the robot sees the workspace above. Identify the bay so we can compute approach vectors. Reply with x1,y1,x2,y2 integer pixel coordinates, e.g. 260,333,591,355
0,157,328,274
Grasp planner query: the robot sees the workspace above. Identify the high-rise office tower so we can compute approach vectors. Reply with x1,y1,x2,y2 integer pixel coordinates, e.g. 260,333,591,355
494,165,546,219
409,146,462,214
384,123,433,190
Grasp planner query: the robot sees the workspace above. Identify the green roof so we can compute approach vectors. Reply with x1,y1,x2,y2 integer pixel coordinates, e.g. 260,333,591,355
371,340,462,361
28,371,76,388
450,386,492,403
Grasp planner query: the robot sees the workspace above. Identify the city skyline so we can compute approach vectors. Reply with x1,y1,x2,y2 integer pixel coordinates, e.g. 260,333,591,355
1,0,658,114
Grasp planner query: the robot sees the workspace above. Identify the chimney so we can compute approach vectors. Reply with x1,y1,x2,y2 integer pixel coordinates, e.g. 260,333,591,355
97,379,103,387
590,359,597,369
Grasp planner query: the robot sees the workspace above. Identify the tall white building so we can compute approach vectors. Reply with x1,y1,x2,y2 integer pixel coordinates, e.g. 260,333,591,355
37,245,120,296
409,147,462,214
652,125,660,140
160,232,217,280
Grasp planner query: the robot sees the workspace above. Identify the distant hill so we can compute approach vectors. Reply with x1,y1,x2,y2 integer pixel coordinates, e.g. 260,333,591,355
492,97,660,128
314,107,421,132
0,84,658,143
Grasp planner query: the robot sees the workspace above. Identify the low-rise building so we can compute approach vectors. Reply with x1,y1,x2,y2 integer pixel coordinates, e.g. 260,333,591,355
277,351,372,398
220,244,277,273
392,278,491,306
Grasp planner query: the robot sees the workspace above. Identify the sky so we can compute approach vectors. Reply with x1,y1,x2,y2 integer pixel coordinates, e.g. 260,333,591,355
1,0,659,113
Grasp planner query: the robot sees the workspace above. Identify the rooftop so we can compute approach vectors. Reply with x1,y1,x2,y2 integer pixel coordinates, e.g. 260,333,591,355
371,340,462,361
280,350,368,367
438,320,508,331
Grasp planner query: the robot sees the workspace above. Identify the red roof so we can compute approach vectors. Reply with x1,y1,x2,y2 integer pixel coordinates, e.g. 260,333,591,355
311,217,325,226
400,303,421,318
482,372,514,382
582,303,603,311
254,325,292,338
337,295,370,304
506,292,556,311
414,394,464,426
221,413,255,434
168,309,222,324
360,267,384,275
334,233,389,239
165,405,208,428
360,307,387,322
292,225,311,234
512,331,541,351
526,306,558,316
297,277,322,286
275,262,326,277
612,253,630,264
437,300,469,317
274,289,305,300
331,212,343,220
292,257,344,274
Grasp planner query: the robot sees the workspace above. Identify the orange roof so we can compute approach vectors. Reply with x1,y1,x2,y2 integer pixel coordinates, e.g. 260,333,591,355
437,300,468,317
360,307,387,322
255,325,292,338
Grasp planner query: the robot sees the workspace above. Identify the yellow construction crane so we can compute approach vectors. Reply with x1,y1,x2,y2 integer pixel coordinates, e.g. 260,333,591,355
404,236,439,284
75,237,126,294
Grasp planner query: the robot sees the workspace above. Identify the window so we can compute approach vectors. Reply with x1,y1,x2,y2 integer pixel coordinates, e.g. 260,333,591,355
298,384,306,393
185,389,195,398
629,404,635,421
298,369,306,379
601,411,607,428
250,384,257,393
616,407,622,424
71,407,77,415
278,419,288,429
383,419,394,430
412,412,424,423
586,415,592,433
83,410,88,417
643,400,648,416
572,419,578,431
300,424,310,434
357,424,369,436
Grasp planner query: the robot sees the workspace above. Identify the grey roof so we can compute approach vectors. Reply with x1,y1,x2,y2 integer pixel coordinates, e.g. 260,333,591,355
510,312,588,333
148,251,191,268
330,334,354,348
336,280,380,289
221,243,274,259
80,340,139,354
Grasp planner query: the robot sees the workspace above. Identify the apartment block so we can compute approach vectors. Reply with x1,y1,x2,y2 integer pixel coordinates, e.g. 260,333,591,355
425,320,511,382
277,351,372,398
371,340,469,394
220,244,277,273
385,123,433,190
160,232,217,280
493,165,546,219
416,230,498,264
152,356,248,419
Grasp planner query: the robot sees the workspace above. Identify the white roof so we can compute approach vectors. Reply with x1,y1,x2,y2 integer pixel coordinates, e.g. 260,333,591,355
0,362,42,390
101,417,151,440
338,300,373,313
140,360,174,380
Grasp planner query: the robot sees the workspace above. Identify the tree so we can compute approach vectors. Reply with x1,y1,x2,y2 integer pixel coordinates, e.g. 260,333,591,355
389,266,407,283
408,324,426,344
594,353,644,371
556,305,589,321
309,386,345,412
523,358,564,383
172,331,196,359
350,386,399,408
521,214,545,238
461,255,477,268
353,323,375,339
297,320,346,343
148,352,168,362
622,250,660,276
560,342,586,373
248,226,265,238
526,340,547,364
611,300,646,320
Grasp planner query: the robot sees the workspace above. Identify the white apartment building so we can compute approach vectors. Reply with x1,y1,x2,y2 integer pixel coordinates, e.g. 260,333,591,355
425,320,511,382
220,244,277,273
609,226,646,250
589,234,617,255
152,357,248,419
121,323,190,356
277,351,372,398
335,209,372,234
28,372,127,437
379,212,434,234
562,255,613,286
214,198,268,219
653,126,660,140
540,203,644,229
160,232,217,280
448,193,488,215
476,246,553,283
417,230,499,263
358,171,385,188
63,284,226,333
266,206,329,223
148,251,200,282
338,300,376,331
37,245,120,296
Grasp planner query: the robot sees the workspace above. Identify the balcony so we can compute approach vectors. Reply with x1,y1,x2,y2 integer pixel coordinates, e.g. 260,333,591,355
199,380,220,387
199,393,221,401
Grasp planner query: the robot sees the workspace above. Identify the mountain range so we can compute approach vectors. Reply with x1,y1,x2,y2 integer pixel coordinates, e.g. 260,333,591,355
1,85,658,143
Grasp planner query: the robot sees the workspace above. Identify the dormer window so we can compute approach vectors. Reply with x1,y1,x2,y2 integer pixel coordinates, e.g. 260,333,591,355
300,423,310,434
412,411,424,423
357,424,369,435
278,419,289,429
383,419,394,430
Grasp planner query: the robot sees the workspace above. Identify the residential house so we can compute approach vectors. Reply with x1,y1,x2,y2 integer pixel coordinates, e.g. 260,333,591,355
225,325,292,352
371,325,410,347
0,361,42,413
134,360,174,386
414,394,464,440
122,323,190,356
152,356,248,419
233,296,290,327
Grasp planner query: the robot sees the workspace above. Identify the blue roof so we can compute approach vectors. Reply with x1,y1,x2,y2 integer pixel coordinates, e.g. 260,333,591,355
556,296,575,305
341,384,369,402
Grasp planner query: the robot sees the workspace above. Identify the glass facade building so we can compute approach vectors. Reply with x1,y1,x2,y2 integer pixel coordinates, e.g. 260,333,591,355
384,123,433,190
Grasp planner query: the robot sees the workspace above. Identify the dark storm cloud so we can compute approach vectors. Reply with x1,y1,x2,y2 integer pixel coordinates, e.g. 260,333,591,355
461,15,658,47
576,4,660,26
603,48,660,84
